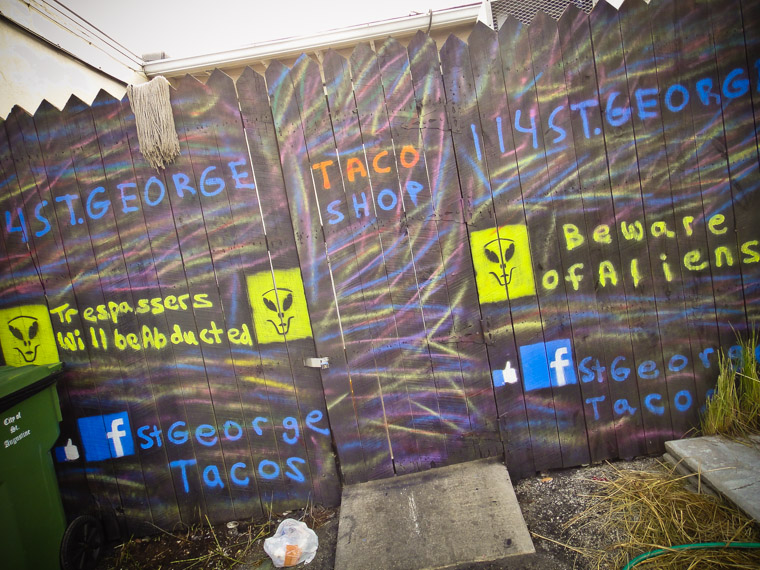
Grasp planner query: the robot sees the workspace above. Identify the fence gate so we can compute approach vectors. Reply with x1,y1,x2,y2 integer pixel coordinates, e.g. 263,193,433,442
261,36,503,484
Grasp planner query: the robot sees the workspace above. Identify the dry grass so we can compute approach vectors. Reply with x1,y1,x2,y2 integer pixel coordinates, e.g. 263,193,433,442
574,461,760,569
169,516,273,569
559,332,760,568
702,332,760,438
108,516,275,570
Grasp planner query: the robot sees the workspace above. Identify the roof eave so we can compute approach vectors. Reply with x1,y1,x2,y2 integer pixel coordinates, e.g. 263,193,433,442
143,3,484,78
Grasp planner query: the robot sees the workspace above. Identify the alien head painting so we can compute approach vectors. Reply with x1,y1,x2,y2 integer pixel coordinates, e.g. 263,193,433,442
0,305,60,366
470,225,536,304
247,269,314,344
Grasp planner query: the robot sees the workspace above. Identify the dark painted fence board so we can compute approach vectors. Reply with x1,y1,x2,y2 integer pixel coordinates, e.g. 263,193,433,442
320,48,420,476
529,10,618,463
619,0,699,441
741,0,760,164
460,23,536,475
28,99,134,528
195,71,298,510
59,95,153,531
120,96,224,524
406,32,497,466
32,99,130,516
407,33,485,342
115,95,205,525
350,41,450,471
169,74,271,517
673,0,746,356
138,78,256,524
497,18,589,469
706,0,760,327
1,109,95,518
0,132,26,315
89,91,186,528
648,0,723,413
0,125,43,310
267,57,393,478
379,36,501,464
0,114,90,516
300,51,415,476
207,69,340,507
377,38,453,345
63,94,167,530
557,6,647,459
588,1,671,455
378,39,503,457
265,59,370,489
374,38,453,467
237,67,357,493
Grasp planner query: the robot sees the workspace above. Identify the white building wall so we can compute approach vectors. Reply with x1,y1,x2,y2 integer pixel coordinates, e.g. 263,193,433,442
0,20,133,117
1,0,147,119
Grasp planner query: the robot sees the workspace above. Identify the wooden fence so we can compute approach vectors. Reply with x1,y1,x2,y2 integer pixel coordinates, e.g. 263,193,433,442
0,0,758,532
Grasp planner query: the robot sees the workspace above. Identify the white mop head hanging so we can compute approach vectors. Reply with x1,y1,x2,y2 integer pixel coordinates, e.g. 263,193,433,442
127,76,180,170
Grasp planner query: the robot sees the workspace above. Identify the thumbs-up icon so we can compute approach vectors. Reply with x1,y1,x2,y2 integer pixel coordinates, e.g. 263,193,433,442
63,438,80,461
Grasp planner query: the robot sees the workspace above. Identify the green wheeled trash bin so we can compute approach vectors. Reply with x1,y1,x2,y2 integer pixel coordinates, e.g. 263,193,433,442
0,362,67,570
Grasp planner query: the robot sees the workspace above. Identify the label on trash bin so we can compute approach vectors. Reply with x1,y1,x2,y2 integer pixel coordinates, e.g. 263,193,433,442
2,410,31,449
283,544,302,567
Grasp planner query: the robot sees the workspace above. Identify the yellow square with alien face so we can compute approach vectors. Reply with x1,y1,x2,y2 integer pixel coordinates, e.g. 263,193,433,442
470,224,535,304
0,305,60,366
247,268,313,344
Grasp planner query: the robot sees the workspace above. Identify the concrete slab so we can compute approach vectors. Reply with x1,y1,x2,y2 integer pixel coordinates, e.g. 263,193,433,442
665,436,760,521
334,457,535,570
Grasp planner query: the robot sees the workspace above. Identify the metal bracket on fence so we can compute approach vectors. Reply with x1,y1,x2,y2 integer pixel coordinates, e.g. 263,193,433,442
304,357,330,370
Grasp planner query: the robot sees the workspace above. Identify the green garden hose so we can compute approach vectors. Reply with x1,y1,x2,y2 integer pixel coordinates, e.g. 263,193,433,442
621,541,760,569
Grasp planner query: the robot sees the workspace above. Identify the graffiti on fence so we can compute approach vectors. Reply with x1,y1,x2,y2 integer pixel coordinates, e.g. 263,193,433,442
0,0,758,534
0,306,59,366
2,160,256,243
73,408,330,492
248,269,313,343
471,225,535,302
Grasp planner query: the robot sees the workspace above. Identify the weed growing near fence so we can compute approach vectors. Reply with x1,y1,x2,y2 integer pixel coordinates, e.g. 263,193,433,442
701,332,760,437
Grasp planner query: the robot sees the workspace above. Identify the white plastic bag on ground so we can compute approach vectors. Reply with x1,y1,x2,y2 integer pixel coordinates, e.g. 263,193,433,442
264,518,319,567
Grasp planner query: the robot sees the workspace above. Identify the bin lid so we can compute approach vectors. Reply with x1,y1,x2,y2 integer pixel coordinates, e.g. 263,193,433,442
0,363,63,413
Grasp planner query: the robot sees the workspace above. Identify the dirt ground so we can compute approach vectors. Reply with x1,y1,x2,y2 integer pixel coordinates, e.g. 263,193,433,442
94,504,338,569
510,457,663,570
96,456,663,569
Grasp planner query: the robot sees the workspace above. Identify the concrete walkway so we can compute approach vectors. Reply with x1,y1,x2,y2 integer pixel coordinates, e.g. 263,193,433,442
664,435,760,521
334,457,534,570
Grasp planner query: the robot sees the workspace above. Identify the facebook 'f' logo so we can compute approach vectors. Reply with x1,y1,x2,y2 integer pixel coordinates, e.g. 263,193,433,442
77,411,135,462
519,339,578,391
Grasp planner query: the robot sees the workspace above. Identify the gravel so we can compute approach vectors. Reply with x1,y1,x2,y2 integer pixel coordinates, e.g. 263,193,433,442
511,456,663,570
